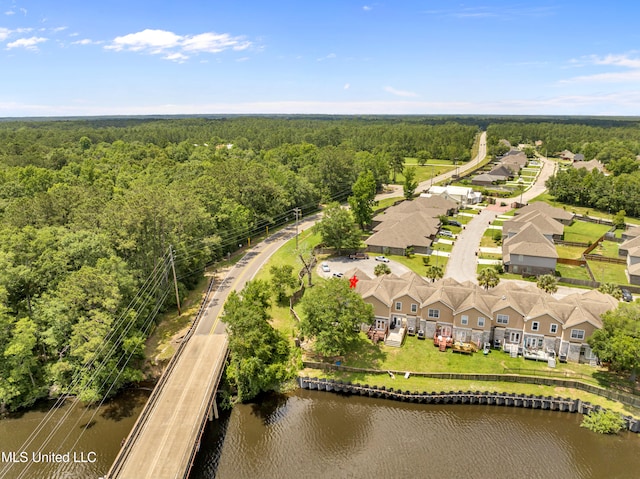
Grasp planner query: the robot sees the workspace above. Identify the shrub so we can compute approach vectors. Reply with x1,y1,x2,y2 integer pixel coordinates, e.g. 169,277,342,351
580,409,625,434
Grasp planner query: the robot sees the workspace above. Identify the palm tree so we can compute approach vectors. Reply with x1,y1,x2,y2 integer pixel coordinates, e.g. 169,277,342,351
477,267,500,290
536,274,558,294
374,263,392,276
425,265,444,283
598,282,623,300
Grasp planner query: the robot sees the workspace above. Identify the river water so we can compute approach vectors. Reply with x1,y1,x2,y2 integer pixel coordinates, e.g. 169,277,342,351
190,389,640,479
0,388,149,479
1,388,639,479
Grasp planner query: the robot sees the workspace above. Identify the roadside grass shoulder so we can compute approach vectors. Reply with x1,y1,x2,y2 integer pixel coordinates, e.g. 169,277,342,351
394,163,456,185
374,196,403,212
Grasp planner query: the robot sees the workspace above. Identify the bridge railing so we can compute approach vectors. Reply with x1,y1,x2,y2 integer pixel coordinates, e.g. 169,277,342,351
107,277,216,478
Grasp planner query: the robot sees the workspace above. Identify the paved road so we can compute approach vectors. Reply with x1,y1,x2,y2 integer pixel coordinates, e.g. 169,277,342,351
445,207,503,283
444,155,555,284
109,215,320,479
376,132,487,201
109,335,228,479
196,216,320,336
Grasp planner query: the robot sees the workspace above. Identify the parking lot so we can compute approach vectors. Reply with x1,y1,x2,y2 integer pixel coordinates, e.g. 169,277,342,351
317,255,411,279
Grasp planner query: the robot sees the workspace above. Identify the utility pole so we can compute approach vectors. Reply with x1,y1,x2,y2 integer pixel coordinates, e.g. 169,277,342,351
293,207,302,250
169,245,181,316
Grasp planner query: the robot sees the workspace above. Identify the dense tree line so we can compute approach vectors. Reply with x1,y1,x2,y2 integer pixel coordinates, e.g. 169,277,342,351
486,121,640,160
546,167,640,217
0,116,476,411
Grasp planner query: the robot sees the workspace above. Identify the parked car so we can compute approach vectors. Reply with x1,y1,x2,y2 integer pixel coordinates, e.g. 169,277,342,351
321,262,330,272
448,220,462,227
439,229,454,238
375,255,390,263
621,288,633,302
348,252,369,260
332,272,344,278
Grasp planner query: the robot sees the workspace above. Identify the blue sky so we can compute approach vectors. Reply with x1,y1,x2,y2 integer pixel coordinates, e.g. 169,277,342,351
1,0,640,117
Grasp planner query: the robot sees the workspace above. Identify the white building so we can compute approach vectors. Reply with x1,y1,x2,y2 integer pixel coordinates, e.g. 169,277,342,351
422,186,482,206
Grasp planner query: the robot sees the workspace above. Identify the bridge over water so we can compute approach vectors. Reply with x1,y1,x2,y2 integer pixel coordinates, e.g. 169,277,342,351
107,221,315,479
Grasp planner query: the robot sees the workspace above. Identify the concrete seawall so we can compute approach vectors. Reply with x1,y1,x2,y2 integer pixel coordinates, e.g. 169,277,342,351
298,377,640,433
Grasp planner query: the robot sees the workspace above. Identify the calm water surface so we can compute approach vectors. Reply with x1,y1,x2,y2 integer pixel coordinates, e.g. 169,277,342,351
191,389,640,479
0,388,149,479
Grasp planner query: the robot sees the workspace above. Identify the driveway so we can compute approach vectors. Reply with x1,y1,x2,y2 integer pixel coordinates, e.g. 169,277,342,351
445,208,501,283
444,156,554,284
318,256,410,279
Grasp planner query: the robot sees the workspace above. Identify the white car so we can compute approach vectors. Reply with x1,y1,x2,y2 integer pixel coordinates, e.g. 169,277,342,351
321,262,330,272
375,256,390,263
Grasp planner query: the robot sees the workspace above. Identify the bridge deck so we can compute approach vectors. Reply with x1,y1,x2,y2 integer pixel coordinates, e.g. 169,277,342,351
109,334,228,479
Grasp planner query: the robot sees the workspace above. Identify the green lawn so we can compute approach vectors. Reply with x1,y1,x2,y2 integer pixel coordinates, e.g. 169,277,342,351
587,261,629,285
386,253,430,275
556,263,591,281
530,192,640,224
563,221,611,244
304,333,639,416
594,240,619,258
374,196,403,212
480,235,500,248
556,244,586,259
479,252,501,261
393,163,457,186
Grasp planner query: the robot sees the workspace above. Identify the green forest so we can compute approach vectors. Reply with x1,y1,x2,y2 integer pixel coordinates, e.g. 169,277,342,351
2,114,640,412
486,121,640,216
0,116,477,412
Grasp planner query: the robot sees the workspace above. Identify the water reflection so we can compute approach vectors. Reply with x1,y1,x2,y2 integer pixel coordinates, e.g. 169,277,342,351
0,388,149,479
191,389,640,479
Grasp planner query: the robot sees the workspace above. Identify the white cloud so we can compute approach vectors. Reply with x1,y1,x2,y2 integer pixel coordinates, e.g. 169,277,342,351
363,5,372,11
164,52,188,63
106,29,182,53
384,86,418,97
105,28,252,61
6,36,47,51
317,52,336,62
72,38,98,46
182,32,250,53
561,53,640,84
591,53,640,69
344,83,350,90
0,27,31,41
6,90,640,117
5,10,15,15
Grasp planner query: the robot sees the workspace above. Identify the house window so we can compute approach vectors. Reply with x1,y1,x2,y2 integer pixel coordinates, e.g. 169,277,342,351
518,254,524,262
571,329,585,340
496,314,509,325
477,317,485,327
428,309,440,319
509,331,521,343
411,303,418,313
550,324,558,334
395,301,402,311
531,321,539,332
461,315,469,326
